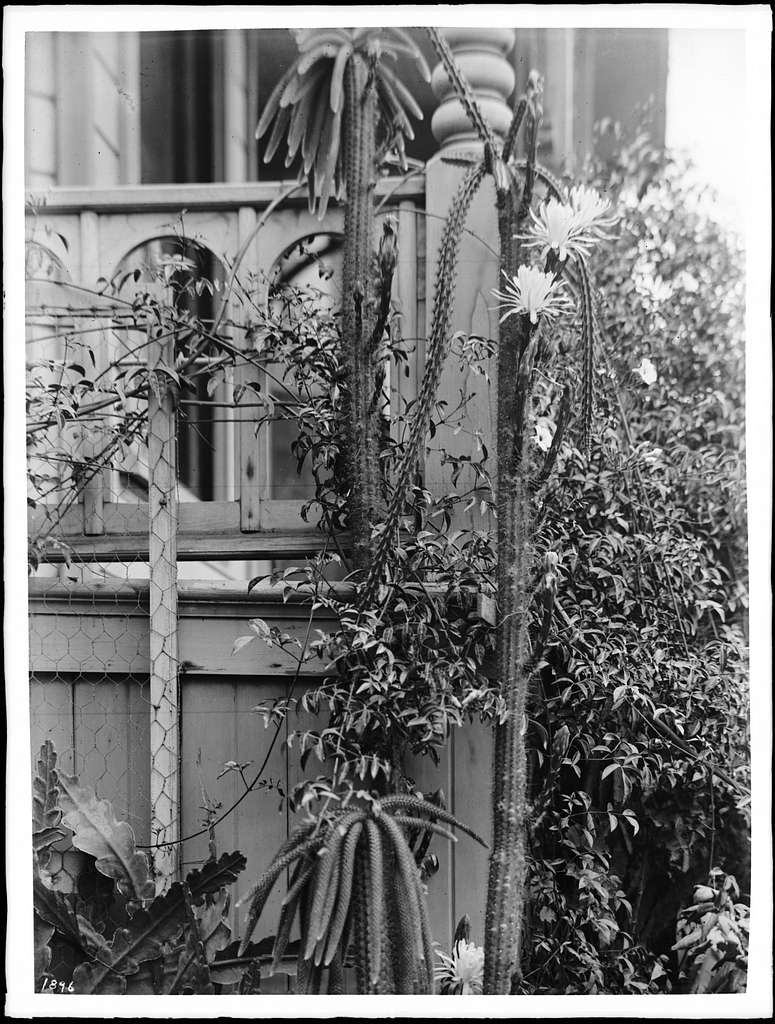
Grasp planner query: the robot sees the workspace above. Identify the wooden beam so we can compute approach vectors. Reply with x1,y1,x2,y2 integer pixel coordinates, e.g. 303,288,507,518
28,577,447,608
29,498,334,561
28,579,460,675
27,579,347,677
28,528,331,563
147,328,180,890
23,176,426,215
31,500,242,537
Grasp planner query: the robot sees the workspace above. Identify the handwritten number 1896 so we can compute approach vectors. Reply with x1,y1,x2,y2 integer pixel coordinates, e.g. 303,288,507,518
40,977,75,993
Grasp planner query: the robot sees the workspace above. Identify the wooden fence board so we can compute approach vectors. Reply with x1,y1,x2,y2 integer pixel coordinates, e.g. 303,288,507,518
451,720,493,947
179,677,290,953
405,741,454,957
72,676,151,844
29,611,149,675
29,675,76,777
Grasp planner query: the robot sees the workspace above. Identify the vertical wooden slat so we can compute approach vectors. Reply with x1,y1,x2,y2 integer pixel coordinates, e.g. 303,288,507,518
73,679,129,821
246,32,260,182
29,676,76,777
211,212,239,504
118,33,141,186
223,31,249,184
178,675,289,990
56,33,91,187
391,201,421,451
452,722,494,946
147,327,180,891
25,32,58,188
77,210,107,537
542,29,576,169
572,29,597,169
405,742,455,951
235,677,288,993
235,205,263,532
82,468,105,536
126,678,152,846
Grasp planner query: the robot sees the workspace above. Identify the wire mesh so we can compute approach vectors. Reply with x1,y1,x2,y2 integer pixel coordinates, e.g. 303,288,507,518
29,560,152,991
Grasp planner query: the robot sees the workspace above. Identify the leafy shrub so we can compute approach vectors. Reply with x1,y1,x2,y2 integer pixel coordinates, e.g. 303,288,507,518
673,870,749,993
517,128,749,991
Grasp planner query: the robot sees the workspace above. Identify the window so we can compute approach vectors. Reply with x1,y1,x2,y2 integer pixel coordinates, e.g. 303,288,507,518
111,235,227,502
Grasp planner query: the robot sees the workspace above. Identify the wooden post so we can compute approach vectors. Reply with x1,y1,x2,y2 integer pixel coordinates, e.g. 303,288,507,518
147,326,180,891
82,467,105,536
391,200,423,451
79,210,107,538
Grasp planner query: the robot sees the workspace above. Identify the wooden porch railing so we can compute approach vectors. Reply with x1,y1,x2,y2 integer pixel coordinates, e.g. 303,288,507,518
26,176,426,562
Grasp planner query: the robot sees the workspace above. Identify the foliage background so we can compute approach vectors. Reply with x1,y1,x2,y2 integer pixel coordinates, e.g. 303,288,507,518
516,127,749,993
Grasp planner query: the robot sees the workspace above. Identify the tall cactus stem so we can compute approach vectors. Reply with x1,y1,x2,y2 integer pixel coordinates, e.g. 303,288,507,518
483,152,536,994
341,54,382,570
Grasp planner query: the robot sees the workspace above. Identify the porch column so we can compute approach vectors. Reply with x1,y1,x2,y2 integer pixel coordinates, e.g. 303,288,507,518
423,26,516,502
430,28,516,152
415,26,516,949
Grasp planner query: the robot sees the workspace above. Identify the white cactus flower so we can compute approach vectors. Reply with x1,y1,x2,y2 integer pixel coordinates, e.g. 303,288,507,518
436,939,485,995
568,184,618,239
522,186,617,263
493,266,571,325
525,198,579,261
635,356,658,386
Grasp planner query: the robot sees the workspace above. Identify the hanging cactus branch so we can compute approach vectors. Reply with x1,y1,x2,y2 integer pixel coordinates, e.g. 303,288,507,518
360,160,487,605
576,255,596,455
239,798,483,993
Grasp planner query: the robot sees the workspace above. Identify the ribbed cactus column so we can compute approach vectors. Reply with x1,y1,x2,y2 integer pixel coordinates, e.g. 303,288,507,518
341,53,380,571
423,27,517,952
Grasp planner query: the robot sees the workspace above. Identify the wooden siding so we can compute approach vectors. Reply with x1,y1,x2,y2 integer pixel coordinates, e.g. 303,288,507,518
29,579,493,947
27,174,493,951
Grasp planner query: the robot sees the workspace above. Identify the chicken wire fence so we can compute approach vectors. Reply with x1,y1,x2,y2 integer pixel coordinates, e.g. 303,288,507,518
27,225,293,930
29,571,153,992
29,321,184,896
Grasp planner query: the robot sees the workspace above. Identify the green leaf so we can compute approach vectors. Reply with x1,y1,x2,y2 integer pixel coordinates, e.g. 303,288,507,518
71,876,209,993
33,875,83,949
57,773,155,904
197,889,232,964
32,740,63,835
33,826,66,854
33,914,54,982
185,852,247,904
72,928,144,993
329,43,352,114
232,634,255,655
82,864,242,994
